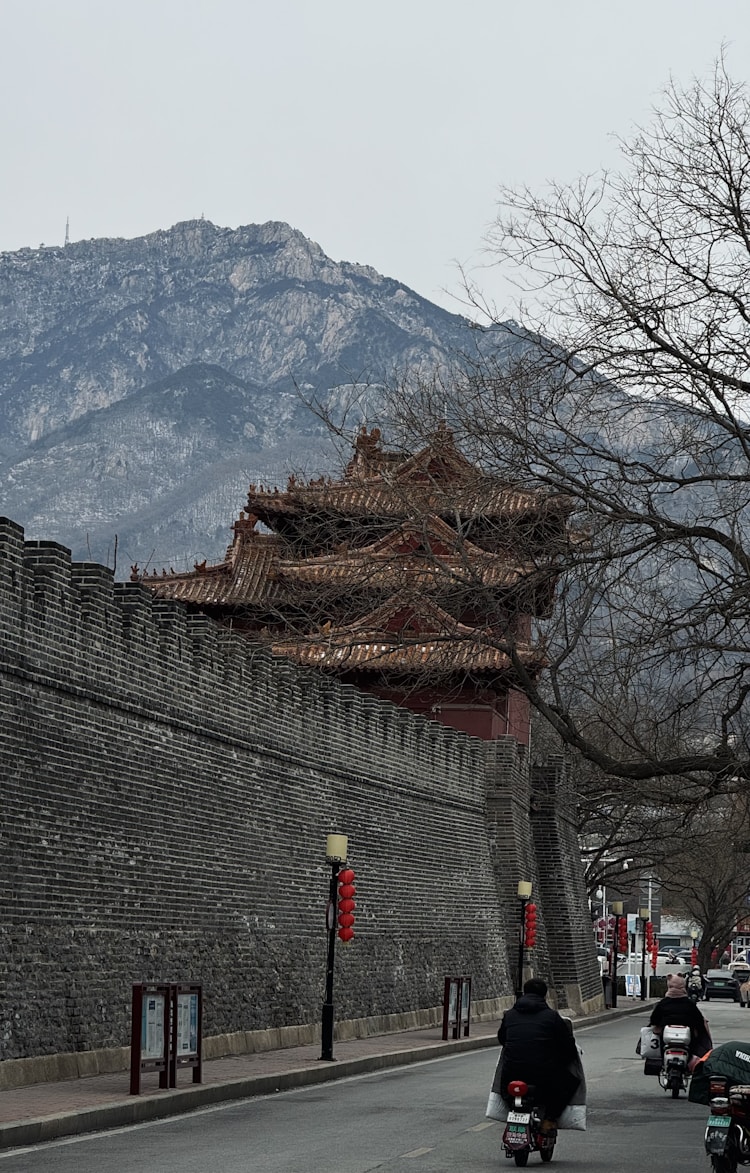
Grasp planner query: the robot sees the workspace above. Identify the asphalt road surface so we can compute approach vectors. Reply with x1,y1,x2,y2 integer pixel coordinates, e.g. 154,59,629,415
2,999,746,1173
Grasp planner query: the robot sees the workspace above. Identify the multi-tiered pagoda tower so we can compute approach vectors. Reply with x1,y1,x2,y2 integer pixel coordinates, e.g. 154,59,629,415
135,426,571,743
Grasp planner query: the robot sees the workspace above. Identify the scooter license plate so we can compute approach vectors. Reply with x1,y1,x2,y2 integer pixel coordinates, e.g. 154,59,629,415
507,1111,531,1124
708,1116,731,1127
706,1121,731,1154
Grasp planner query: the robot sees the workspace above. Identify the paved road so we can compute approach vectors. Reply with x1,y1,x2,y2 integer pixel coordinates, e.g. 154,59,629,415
1,999,744,1173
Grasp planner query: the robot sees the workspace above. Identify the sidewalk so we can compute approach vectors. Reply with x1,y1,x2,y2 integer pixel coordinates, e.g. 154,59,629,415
0,1001,648,1152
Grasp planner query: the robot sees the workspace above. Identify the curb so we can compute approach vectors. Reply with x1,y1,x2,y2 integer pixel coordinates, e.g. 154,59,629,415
0,1002,649,1151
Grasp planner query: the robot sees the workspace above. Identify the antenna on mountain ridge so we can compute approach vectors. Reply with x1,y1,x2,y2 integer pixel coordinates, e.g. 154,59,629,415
64,216,70,247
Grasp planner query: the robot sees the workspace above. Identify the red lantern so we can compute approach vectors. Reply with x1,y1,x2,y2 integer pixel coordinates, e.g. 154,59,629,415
618,918,628,953
337,868,356,942
691,946,699,966
651,942,659,972
645,922,654,950
524,902,537,949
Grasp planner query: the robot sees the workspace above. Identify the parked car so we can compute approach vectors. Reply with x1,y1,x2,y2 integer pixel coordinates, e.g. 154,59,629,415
704,969,741,1002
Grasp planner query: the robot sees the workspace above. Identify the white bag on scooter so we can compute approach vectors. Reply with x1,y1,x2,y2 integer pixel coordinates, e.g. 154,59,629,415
639,1026,663,1074
638,1026,662,1057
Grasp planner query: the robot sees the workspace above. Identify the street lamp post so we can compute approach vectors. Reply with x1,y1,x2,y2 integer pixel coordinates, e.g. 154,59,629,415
647,879,655,998
639,907,650,1002
611,901,623,1008
320,833,348,1062
691,929,699,967
517,881,532,995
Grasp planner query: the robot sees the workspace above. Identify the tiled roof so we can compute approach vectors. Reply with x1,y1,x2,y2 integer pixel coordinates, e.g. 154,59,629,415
246,480,569,522
266,597,546,678
140,533,281,607
140,527,556,610
135,431,567,633
245,428,572,523
268,631,545,677
278,557,543,589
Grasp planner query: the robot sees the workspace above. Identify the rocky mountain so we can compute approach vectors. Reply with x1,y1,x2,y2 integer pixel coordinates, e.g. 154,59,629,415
0,219,515,573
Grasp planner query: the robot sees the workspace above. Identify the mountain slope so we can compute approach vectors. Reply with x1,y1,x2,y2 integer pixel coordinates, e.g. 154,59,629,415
0,219,512,569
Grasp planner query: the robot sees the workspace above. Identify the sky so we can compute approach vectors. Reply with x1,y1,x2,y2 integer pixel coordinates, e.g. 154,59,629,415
2,0,750,316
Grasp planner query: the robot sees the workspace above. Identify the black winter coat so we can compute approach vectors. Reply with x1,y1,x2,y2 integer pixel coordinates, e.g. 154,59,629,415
497,994,579,1072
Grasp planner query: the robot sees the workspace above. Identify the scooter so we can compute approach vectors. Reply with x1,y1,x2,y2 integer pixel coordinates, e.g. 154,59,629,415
703,1075,750,1171
501,1079,556,1166
659,1024,691,1098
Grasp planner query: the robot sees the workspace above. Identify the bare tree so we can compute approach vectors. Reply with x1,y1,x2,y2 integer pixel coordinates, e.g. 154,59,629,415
658,791,750,971
383,58,750,790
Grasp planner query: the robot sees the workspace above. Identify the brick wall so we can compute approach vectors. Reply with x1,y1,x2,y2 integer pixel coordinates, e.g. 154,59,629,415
531,757,603,1011
0,519,600,1060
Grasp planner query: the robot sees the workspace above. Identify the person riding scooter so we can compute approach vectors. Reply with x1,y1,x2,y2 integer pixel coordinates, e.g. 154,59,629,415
497,978,581,1129
687,966,706,1000
649,973,712,1067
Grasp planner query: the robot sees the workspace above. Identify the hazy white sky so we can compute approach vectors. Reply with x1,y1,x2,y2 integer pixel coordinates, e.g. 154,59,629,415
2,0,750,314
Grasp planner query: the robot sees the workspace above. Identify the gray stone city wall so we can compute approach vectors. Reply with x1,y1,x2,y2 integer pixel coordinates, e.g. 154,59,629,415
531,757,604,1013
0,518,601,1065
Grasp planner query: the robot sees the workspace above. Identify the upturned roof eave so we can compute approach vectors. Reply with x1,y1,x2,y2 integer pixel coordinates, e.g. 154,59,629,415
264,638,547,678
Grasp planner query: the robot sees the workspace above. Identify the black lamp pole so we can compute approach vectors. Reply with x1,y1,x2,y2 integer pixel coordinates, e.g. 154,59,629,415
640,910,648,1001
320,858,340,1061
516,882,531,996
517,899,526,996
611,913,620,1008
320,833,348,1063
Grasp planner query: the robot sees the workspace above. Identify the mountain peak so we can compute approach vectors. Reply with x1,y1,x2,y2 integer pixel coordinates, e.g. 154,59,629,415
0,219,517,571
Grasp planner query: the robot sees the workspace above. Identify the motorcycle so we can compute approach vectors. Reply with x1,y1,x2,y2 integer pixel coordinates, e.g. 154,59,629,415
688,981,704,1003
501,1078,556,1166
703,1075,750,1171
659,1024,691,1098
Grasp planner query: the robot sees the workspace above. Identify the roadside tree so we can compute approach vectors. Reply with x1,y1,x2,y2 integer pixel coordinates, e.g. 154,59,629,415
382,58,750,792
658,792,750,972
